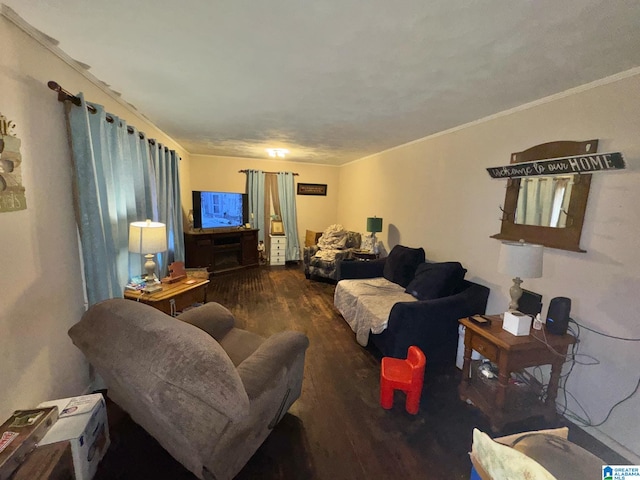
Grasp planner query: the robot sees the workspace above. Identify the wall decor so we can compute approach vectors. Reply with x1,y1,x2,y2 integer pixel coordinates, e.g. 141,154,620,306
271,220,285,235
297,183,327,196
487,152,625,179
0,113,26,212
491,140,606,253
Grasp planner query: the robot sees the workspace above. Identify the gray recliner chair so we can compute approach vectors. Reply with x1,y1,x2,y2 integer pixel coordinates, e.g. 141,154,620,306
68,299,309,480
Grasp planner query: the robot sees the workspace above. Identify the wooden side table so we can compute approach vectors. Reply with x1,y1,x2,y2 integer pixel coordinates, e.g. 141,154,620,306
351,250,378,261
124,277,209,316
458,315,576,431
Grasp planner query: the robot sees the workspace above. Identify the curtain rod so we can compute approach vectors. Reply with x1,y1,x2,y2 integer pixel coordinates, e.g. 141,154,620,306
239,169,299,176
48,80,166,149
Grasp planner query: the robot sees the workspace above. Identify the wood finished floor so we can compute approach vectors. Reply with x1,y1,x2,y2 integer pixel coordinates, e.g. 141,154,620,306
95,264,628,480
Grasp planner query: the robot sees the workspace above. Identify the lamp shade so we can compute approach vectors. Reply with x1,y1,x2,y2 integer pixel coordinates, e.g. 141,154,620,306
498,241,543,279
366,217,383,233
129,220,167,254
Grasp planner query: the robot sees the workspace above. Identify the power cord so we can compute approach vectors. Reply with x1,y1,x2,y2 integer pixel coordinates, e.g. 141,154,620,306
553,318,640,427
570,318,640,342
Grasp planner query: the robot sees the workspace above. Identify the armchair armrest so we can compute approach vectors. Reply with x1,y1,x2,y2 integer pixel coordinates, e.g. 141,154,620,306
237,331,309,400
176,302,235,341
337,257,386,281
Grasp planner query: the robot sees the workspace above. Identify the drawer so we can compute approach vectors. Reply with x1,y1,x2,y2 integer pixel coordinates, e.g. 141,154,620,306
271,244,285,253
270,237,286,246
470,335,498,360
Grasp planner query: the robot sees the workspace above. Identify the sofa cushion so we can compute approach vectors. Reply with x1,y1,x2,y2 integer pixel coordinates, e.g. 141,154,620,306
405,262,467,300
383,245,426,288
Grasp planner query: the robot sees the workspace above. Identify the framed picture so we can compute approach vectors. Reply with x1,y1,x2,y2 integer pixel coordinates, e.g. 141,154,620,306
297,183,327,196
271,220,285,235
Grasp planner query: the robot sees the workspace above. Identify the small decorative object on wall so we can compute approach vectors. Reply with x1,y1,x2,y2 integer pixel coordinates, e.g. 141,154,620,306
0,113,26,212
271,220,285,235
297,183,327,196
486,151,625,179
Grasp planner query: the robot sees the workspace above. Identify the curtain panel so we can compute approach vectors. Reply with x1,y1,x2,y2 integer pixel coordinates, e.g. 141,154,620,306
65,93,183,305
277,172,301,261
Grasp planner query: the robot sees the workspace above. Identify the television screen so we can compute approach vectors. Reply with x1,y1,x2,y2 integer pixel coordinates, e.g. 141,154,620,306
192,191,248,229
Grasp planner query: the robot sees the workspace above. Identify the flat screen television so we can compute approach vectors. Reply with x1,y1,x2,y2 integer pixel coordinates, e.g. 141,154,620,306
192,191,248,229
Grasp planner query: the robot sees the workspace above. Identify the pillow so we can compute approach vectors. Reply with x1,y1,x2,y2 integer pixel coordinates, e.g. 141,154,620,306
360,233,374,252
405,262,467,300
473,428,605,480
471,429,556,480
382,245,426,288
305,230,322,247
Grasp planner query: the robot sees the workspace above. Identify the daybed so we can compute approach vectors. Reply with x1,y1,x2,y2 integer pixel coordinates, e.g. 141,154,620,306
335,245,489,370
303,224,361,281
68,299,309,480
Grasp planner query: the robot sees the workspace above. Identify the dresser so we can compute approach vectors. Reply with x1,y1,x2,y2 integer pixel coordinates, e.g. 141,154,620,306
269,235,287,265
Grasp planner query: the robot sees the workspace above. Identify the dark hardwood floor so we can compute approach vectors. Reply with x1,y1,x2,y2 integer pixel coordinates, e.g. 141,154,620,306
95,264,628,479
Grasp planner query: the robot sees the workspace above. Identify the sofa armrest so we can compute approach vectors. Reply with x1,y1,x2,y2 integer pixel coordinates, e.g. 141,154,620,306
237,331,309,400
337,257,386,281
388,282,489,332
381,282,490,358
176,302,235,341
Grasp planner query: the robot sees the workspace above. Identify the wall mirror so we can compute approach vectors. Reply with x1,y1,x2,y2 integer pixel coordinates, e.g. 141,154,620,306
491,139,598,252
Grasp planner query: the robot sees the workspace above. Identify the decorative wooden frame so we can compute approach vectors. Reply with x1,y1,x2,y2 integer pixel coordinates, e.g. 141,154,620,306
271,220,285,235
297,183,327,196
491,140,597,252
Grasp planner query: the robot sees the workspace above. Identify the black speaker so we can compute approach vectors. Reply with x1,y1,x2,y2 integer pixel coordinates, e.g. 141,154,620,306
546,297,571,335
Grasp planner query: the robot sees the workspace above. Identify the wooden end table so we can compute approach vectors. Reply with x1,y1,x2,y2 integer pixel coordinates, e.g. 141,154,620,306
124,277,209,316
458,315,576,431
351,250,379,261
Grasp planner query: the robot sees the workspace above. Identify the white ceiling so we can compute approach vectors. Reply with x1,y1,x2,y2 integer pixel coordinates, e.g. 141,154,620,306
5,1,640,165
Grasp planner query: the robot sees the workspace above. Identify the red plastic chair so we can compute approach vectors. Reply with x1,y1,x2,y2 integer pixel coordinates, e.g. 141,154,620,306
380,346,426,414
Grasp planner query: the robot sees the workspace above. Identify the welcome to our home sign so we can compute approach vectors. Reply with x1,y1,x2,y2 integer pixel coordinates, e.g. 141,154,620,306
487,152,625,179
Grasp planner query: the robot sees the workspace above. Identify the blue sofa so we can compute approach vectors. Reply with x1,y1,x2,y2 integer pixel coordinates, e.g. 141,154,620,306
335,245,489,370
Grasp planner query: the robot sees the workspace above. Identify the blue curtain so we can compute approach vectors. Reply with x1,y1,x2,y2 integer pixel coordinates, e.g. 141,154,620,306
149,144,184,275
277,172,301,261
65,93,183,305
246,170,265,242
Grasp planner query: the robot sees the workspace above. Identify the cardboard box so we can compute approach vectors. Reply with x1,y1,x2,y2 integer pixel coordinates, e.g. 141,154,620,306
502,311,532,336
38,394,110,480
0,407,58,480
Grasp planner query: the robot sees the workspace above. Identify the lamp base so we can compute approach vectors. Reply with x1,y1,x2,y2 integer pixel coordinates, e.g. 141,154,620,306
144,254,159,283
508,277,523,311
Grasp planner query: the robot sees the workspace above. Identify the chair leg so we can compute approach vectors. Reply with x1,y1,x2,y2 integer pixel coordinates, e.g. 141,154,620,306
380,383,394,409
405,388,422,415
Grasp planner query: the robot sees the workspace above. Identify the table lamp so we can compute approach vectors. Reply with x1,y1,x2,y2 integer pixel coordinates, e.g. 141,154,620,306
129,220,167,282
366,216,383,253
498,240,543,311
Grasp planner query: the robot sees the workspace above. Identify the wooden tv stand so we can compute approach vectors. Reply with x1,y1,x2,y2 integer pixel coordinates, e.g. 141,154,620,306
184,228,259,274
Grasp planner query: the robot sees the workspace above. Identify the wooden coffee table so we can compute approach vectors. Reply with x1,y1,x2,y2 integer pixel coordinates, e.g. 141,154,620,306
124,277,209,316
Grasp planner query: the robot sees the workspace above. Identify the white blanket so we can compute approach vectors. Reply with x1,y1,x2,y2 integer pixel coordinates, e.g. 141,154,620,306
334,278,416,346
317,224,348,251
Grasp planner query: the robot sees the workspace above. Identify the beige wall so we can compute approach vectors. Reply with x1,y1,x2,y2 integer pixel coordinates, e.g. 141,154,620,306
188,155,340,249
337,71,640,460
0,14,190,419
